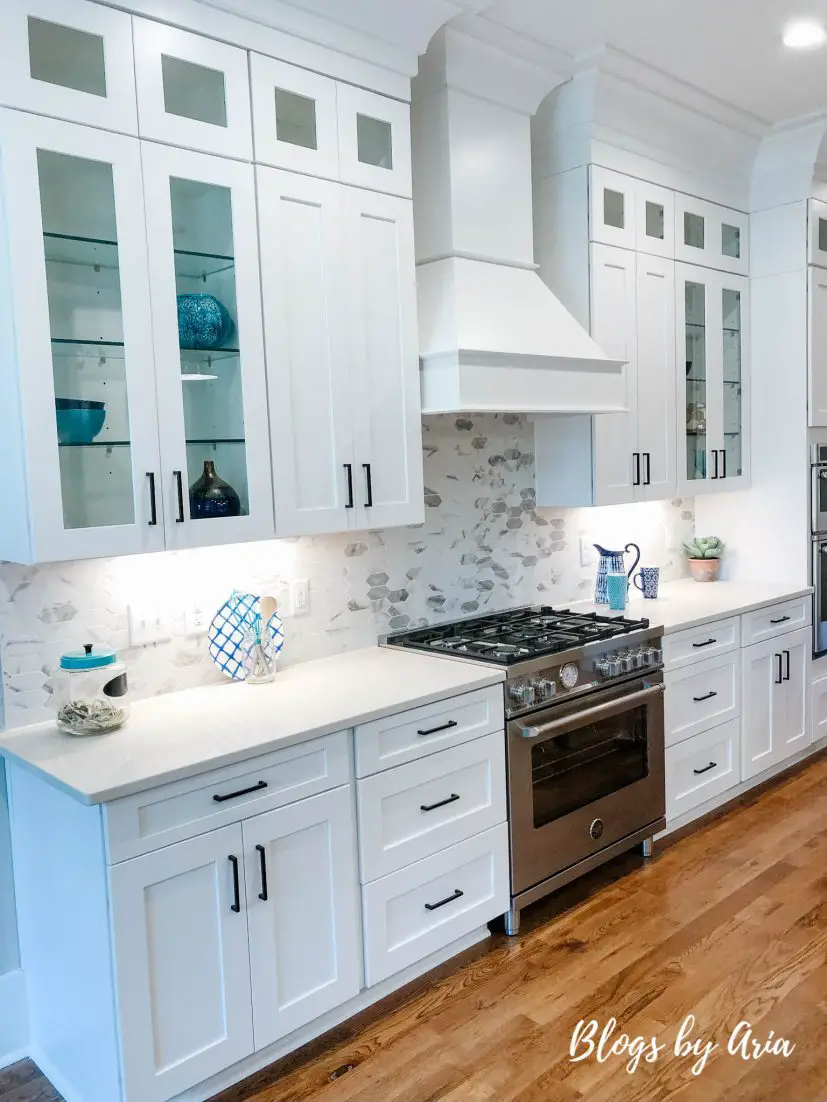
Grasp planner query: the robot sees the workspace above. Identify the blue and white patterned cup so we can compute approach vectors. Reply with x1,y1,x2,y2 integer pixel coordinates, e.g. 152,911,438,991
633,566,660,599
606,572,628,611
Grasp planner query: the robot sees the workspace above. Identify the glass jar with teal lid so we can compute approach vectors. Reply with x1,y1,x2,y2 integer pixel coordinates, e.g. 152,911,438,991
54,643,129,736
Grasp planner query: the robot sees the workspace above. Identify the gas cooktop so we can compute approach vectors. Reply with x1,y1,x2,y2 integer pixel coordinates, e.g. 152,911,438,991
383,605,652,666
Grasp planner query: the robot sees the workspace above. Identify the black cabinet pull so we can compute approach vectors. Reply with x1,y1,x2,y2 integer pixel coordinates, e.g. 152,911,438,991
213,780,268,803
720,448,727,479
424,888,464,912
174,470,185,523
228,855,241,914
644,452,651,486
632,452,640,486
420,793,460,813
693,761,717,776
711,450,719,480
255,844,268,902
775,654,784,685
343,464,354,509
770,615,790,625
784,649,791,682
417,719,458,737
692,638,717,648
693,691,718,702
363,463,373,507
147,472,158,526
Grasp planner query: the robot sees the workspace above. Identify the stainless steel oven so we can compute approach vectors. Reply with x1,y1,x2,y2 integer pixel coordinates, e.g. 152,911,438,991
813,537,827,658
507,670,665,917
812,442,827,535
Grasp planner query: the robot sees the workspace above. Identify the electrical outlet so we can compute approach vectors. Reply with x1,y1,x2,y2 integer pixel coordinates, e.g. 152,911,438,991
185,602,210,636
579,537,597,568
291,578,309,616
128,604,172,647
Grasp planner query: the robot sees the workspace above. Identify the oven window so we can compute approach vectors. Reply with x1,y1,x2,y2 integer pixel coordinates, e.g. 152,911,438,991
531,705,649,827
816,544,827,654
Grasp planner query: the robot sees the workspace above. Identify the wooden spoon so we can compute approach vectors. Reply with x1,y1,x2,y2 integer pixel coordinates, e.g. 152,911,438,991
259,595,278,624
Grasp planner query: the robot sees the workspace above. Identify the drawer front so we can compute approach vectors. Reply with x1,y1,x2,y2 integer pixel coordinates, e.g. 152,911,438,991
105,732,350,862
354,686,503,777
665,654,740,746
663,617,740,671
362,823,509,986
666,719,741,821
741,598,812,646
357,732,507,881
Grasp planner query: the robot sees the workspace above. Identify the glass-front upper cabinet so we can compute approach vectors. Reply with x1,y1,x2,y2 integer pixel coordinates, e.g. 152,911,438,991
250,55,339,180
133,21,252,160
336,83,412,198
0,109,163,563
677,262,750,496
0,0,138,133
674,193,749,276
141,141,274,549
588,166,674,258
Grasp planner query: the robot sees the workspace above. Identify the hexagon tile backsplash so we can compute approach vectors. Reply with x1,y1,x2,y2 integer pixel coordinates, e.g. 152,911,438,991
0,415,694,728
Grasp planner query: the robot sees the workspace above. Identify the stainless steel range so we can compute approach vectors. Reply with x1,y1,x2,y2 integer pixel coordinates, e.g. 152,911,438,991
383,605,666,934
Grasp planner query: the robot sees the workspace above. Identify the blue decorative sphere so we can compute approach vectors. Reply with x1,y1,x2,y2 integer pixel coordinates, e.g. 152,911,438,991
177,294,235,350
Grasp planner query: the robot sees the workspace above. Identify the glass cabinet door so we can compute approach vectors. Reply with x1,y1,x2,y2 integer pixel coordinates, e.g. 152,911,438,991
682,277,711,488
588,165,636,251
141,142,273,549
0,109,163,561
336,84,411,199
0,0,138,134
721,284,744,481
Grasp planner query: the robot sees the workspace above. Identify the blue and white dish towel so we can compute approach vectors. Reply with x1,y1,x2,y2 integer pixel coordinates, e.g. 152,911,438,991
208,592,284,681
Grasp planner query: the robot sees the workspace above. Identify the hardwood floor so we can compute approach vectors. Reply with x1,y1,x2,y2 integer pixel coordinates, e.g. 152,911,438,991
3,751,827,1102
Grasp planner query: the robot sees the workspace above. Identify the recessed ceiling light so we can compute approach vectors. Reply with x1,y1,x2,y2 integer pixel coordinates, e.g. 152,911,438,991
782,18,827,49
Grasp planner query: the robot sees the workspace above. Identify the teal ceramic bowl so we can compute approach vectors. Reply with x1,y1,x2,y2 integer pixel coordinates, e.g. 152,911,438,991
55,399,106,445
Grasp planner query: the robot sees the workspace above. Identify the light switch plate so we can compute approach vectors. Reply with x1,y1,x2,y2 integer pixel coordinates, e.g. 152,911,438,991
291,579,309,616
128,604,172,647
579,537,597,568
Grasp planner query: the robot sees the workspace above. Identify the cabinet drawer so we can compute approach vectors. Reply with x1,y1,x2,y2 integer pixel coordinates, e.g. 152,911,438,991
362,823,509,986
105,732,350,862
357,732,506,881
665,653,740,746
741,598,811,646
663,617,740,670
666,719,741,821
354,686,503,777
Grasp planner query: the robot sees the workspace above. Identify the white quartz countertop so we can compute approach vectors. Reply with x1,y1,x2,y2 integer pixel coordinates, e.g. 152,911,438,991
571,578,814,634
0,647,504,805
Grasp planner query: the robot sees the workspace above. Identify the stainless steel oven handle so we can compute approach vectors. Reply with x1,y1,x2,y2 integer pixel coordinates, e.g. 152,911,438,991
520,683,665,739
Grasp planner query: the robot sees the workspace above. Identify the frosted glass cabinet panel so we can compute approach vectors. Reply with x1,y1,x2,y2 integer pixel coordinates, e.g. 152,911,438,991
0,0,138,133
0,110,163,562
250,55,339,179
674,194,749,275
336,84,411,198
676,263,750,496
141,142,273,549
133,20,253,160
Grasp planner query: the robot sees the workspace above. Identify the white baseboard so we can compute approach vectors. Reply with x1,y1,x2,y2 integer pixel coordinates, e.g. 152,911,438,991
0,969,28,1070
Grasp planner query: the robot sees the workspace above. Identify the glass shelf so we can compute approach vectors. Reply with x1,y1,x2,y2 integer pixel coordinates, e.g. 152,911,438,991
174,247,235,280
179,347,240,362
43,231,119,270
52,337,126,359
185,438,245,446
58,440,130,448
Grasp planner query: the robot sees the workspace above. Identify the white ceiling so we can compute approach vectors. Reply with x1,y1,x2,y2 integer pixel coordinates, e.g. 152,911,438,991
481,0,827,125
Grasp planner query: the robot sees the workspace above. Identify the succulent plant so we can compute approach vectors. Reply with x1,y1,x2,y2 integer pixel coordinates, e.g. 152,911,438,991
682,536,725,560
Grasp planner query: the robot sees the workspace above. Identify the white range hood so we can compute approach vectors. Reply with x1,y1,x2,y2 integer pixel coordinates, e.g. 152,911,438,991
412,28,626,415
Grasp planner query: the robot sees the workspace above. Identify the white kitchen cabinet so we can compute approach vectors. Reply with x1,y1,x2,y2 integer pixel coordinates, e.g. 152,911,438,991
110,824,255,1102
742,627,810,781
0,0,138,134
336,83,412,198
809,266,827,426
589,166,674,257
243,787,361,1050
675,193,749,275
132,19,253,160
808,198,827,268
258,167,422,536
676,262,750,496
141,141,274,548
0,109,164,563
250,55,339,179
635,251,677,500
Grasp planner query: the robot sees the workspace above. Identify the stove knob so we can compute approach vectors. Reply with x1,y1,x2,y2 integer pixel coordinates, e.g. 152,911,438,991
606,657,622,676
631,649,644,669
509,681,536,706
535,677,557,701
650,647,663,666
619,653,634,673
594,658,610,676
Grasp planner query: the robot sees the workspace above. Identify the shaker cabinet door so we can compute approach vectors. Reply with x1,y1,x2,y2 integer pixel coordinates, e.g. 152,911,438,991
141,141,274,549
109,825,254,1102
589,166,636,251
635,253,676,501
809,266,827,427
336,83,412,198
257,167,356,536
133,18,253,160
674,194,749,275
0,109,164,563
243,787,361,1050
343,187,423,530
741,637,785,781
0,0,138,134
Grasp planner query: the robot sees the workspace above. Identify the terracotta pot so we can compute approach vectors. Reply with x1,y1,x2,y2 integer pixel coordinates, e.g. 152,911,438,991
688,557,721,583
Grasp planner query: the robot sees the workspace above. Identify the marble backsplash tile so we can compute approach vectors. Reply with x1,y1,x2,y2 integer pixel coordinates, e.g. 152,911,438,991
0,415,694,729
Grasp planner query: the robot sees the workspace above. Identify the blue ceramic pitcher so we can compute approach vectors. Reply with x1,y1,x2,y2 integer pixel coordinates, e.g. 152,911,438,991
594,542,641,604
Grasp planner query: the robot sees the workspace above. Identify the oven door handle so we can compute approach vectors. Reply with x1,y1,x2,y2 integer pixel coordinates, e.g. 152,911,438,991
519,683,665,740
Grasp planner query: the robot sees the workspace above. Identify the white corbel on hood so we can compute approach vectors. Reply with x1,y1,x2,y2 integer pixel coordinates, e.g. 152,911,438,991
412,25,626,414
